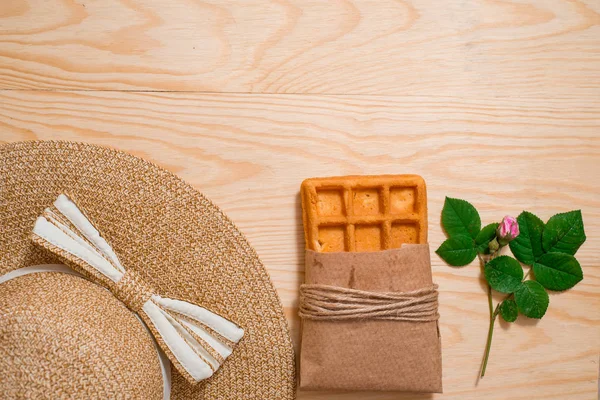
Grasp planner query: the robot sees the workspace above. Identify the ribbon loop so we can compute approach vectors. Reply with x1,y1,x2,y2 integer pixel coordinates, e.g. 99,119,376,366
113,270,154,313
31,194,244,384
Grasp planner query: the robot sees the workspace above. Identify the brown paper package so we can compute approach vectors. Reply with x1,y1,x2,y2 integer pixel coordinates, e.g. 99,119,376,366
300,244,442,392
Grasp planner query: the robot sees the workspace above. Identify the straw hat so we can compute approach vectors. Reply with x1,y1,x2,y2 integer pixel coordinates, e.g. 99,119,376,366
0,141,296,399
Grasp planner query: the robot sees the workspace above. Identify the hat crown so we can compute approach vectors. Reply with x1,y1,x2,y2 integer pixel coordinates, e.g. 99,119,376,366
1,271,165,399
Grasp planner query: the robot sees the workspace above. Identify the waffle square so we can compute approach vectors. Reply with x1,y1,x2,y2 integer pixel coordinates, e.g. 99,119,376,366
301,175,427,252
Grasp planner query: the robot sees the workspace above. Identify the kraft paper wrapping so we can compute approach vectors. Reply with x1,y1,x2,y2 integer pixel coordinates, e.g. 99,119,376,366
299,244,442,392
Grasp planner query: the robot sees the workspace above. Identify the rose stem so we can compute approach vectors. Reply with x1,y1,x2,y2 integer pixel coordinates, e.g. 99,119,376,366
480,302,500,378
479,259,531,378
478,251,499,379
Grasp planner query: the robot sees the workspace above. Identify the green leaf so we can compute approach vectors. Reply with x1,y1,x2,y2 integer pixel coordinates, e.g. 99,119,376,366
475,223,498,254
441,197,481,239
542,210,586,256
500,299,518,322
514,280,549,319
435,235,477,266
533,252,583,291
484,256,524,293
509,211,545,266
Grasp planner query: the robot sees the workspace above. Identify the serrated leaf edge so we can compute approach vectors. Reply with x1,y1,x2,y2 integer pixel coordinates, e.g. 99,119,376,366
542,210,586,255
443,197,481,239
435,235,477,267
484,256,524,294
532,252,583,292
515,281,549,319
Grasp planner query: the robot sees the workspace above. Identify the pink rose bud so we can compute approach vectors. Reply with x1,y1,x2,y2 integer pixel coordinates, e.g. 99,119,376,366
497,215,519,245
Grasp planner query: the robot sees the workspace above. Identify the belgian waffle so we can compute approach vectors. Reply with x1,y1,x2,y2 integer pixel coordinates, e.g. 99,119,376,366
301,175,427,252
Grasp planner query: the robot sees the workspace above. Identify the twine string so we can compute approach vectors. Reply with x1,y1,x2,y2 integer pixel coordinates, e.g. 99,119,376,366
299,283,439,322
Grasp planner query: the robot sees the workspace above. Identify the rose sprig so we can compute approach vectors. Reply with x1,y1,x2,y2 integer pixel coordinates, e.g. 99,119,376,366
436,197,586,378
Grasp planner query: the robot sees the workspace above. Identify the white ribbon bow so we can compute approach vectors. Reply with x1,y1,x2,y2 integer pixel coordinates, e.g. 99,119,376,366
32,194,244,384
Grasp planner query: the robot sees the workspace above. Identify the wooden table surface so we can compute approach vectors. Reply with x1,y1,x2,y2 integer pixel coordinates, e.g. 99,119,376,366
1,1,599,399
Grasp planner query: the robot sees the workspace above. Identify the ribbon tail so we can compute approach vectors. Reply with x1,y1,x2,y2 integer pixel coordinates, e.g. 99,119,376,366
139,296,244,384
156,297,244,344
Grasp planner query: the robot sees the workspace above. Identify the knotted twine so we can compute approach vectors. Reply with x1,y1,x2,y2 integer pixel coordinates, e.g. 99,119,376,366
298,283,439,322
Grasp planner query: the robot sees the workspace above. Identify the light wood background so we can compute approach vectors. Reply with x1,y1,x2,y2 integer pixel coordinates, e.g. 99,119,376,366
1,0,599,399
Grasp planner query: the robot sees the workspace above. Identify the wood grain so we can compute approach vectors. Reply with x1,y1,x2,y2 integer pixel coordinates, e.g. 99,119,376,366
0,90,599,399
1,0,599,397
0,0,598,95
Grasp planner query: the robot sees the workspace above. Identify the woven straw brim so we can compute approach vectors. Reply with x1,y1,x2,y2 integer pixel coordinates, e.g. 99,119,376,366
0,141,296,399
